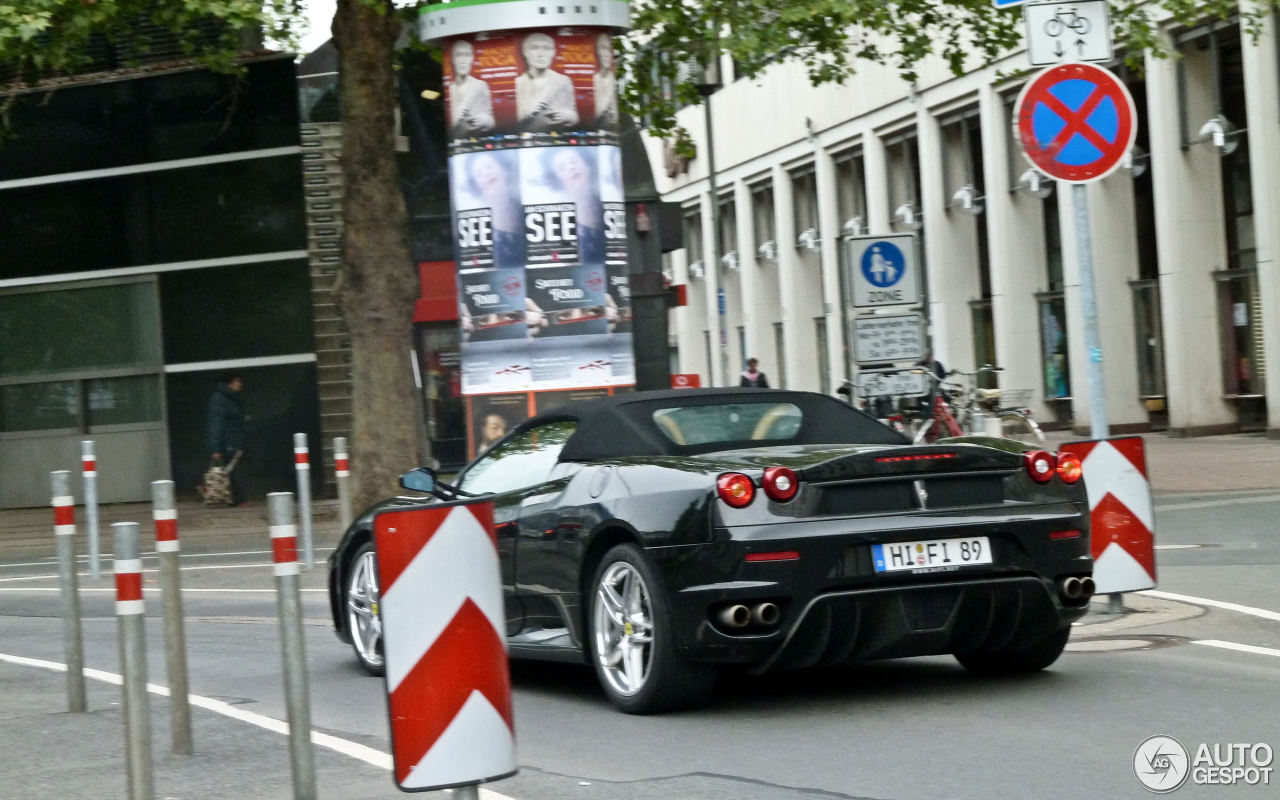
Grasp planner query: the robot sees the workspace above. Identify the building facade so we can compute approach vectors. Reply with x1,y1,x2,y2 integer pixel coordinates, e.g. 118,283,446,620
651,12,1280,437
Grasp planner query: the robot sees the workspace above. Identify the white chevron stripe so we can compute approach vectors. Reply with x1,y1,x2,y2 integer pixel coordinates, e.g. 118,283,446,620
400,690,516,790
381,506,505,693
1081,441,1154,531
1093,542,1156,593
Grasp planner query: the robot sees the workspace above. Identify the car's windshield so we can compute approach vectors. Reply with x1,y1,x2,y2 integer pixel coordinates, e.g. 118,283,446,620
458,420,577,495
650,402,803,446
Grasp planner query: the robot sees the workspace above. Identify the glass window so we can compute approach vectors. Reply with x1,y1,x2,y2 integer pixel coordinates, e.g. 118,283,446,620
1037,293,1071,398
86,375,163,427
718,195,736,259
0,281,161,379
773,321,787,388
1216,271,1263,395
0,381,80,433
682,208,703,264
814,317,830,395
885,132,921,218
791,167,819,240
1131,280,1166,397
970,300,996,389
834,151,867,233
751,182,775,252
458,420,577,495
1044,190,1063,291
651,402,802,446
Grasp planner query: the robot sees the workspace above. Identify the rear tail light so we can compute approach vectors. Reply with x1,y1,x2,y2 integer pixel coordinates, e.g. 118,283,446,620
1024,450,1057,483
1056,452,1083,484
717,473,756,508
761,466,799,502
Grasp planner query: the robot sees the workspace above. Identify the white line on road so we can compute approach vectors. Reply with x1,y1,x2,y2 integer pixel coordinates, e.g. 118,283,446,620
0,547,335,570
0,587,326,594
0,562,312,583
1140,590,1280,623
1155,494,1280,512
1193,640,1280,659
0,651,518,800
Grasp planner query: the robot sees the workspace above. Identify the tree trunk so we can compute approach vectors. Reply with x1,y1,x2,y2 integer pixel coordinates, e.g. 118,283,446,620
334,0,421,509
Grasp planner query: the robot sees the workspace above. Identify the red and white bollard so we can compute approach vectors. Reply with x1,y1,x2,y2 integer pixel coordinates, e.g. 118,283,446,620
334,436,353,531
51,470,86,713
113,521,154,800
268,492,317,800
293,433,314,569
81,440,101,580
152,480,192,755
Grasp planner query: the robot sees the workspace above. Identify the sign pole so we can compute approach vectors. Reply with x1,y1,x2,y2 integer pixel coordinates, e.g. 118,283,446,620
1072,183,1109,441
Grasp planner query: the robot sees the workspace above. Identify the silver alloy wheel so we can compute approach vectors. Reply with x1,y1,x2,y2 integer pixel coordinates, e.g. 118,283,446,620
592,560,655,697
347,547,383,670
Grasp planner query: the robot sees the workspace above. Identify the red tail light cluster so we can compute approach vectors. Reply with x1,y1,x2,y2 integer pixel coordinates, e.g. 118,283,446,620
1023,451,1083,485
718,467,802,508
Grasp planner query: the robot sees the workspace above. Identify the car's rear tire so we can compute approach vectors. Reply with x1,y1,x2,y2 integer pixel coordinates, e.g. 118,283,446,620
588,543,716,714
345,541,385,676
954,625,1071,675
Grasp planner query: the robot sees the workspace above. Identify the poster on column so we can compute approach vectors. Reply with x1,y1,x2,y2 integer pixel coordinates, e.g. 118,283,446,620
443,34,520,149
599,144,634,382
468,393,531,459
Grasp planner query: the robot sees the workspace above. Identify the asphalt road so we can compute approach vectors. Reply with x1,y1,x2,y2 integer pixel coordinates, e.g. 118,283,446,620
1,493,1278,800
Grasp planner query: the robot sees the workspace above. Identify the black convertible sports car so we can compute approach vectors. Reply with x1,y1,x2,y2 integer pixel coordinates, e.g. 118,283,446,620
328,388,1093,713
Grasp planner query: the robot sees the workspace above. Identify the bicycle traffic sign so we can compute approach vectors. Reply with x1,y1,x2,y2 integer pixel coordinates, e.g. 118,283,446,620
1024,1,1113,66
1014,62,1136,184
846,234,920,308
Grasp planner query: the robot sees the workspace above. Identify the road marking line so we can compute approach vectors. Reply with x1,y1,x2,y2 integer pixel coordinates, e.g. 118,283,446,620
1155,494,1280,512
0,651,518,800
0,587,326,594
0,562,307,583
0,548,336,571
1193,640,1280,659
1140,590,1280,623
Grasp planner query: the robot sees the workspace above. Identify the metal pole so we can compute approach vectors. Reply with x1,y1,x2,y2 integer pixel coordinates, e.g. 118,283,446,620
51,471,86,713
702,89,727,387
268,492,317,800
293,433,314,570
113,521,154,800
334,437,353,531
1072,183,1109,439
453,786,481,800
152,480,192,755
1072,182,1120,613
81,440,100,580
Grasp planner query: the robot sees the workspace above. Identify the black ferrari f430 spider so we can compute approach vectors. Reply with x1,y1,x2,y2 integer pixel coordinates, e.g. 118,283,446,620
328,388,1093,713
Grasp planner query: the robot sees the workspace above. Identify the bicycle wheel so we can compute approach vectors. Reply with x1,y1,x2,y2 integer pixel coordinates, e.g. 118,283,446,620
998,412,1045,445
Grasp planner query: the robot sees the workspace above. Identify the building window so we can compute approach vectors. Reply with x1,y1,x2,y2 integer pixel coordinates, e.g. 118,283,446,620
1036,292,1071,399
718,193,737,268
814,316,830,394
834,149,867,235
682,207,703,271
1215,270,1263,396
750,181,776,260
1131,279,1166,398
969,299,996,388
773,321,786,388
791,166,819,249
885,130,921,229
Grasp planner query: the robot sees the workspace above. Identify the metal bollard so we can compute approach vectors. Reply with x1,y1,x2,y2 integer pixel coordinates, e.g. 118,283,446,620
81,440,101,580
51,471,86,713
293,433,314,570
152,481,193,755
334,436,353,531
113,522,154,800
268,493,317,800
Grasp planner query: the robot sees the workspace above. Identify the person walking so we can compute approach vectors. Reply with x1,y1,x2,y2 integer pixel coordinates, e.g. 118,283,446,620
739,358,770,388
206,373,246,506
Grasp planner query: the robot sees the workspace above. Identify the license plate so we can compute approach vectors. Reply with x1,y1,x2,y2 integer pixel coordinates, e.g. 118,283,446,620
872,536,992,573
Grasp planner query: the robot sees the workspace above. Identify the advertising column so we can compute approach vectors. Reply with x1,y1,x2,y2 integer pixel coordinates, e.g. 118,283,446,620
422,0,634,457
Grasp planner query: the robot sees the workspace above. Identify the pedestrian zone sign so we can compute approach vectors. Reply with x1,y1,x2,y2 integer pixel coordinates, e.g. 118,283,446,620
846,234,920,309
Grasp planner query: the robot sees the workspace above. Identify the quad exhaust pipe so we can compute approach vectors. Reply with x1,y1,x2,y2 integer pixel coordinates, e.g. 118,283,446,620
1058,576,1096,602
715,602,782,630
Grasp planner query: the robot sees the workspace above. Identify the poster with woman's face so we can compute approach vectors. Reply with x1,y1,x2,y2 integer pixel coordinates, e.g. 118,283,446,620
520,146,602,267
597,145,630,332
451,149,525,270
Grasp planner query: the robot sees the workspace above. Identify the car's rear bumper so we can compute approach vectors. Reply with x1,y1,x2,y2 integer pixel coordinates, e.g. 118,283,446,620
654,503,1091,669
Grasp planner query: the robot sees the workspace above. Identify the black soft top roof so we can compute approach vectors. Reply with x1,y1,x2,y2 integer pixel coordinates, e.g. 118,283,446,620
505,388,906,461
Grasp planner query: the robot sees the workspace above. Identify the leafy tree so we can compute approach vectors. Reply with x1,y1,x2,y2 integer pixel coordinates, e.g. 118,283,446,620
1,0,1273,508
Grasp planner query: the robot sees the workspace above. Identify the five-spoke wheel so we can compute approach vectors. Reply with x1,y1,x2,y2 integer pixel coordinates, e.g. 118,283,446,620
346,541,384,675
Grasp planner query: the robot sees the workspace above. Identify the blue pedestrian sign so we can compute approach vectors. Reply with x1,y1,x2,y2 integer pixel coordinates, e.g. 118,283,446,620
846,234,920,308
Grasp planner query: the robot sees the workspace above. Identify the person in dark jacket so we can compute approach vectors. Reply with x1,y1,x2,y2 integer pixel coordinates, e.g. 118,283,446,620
206,373,246,506
739,358,770,388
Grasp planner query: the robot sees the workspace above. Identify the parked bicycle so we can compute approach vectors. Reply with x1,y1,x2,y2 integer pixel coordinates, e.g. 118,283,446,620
912,365,1045,445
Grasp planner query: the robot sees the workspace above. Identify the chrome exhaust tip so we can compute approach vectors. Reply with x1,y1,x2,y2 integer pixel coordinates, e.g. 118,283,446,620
716,604,751,629
1079,576,1096,599
751,602,781,627
1059,576,1083,601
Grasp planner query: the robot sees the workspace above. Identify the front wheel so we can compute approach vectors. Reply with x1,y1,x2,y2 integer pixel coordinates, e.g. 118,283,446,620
588,544,717,714
345,541,385,676
954,625,1070,675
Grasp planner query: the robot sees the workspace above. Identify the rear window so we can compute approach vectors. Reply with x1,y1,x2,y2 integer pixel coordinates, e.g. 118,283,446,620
651,402,802,446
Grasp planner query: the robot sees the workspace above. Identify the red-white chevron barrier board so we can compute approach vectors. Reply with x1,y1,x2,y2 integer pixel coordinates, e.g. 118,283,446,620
373,502,516,792
1060,436,1156,594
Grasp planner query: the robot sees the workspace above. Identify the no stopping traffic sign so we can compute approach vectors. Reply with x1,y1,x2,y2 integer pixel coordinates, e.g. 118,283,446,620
1015,62,1136,184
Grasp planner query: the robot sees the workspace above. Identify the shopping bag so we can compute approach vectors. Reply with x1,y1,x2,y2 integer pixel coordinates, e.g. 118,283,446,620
198,453,241,505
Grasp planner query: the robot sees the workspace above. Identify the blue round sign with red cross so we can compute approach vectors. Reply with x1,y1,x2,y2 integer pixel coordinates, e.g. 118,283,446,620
1015,62,1137,184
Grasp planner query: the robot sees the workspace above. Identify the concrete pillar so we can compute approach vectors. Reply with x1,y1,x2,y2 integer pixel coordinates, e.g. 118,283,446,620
918,106,978,370
1240,12,1280,436
1145,34,1235,434
815,146,846,387
864,132,891,235
734,179,762,366
773,162,799,388
981,86,1052,419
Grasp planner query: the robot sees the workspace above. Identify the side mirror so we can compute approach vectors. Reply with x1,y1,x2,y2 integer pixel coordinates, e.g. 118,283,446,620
399,467,437,494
